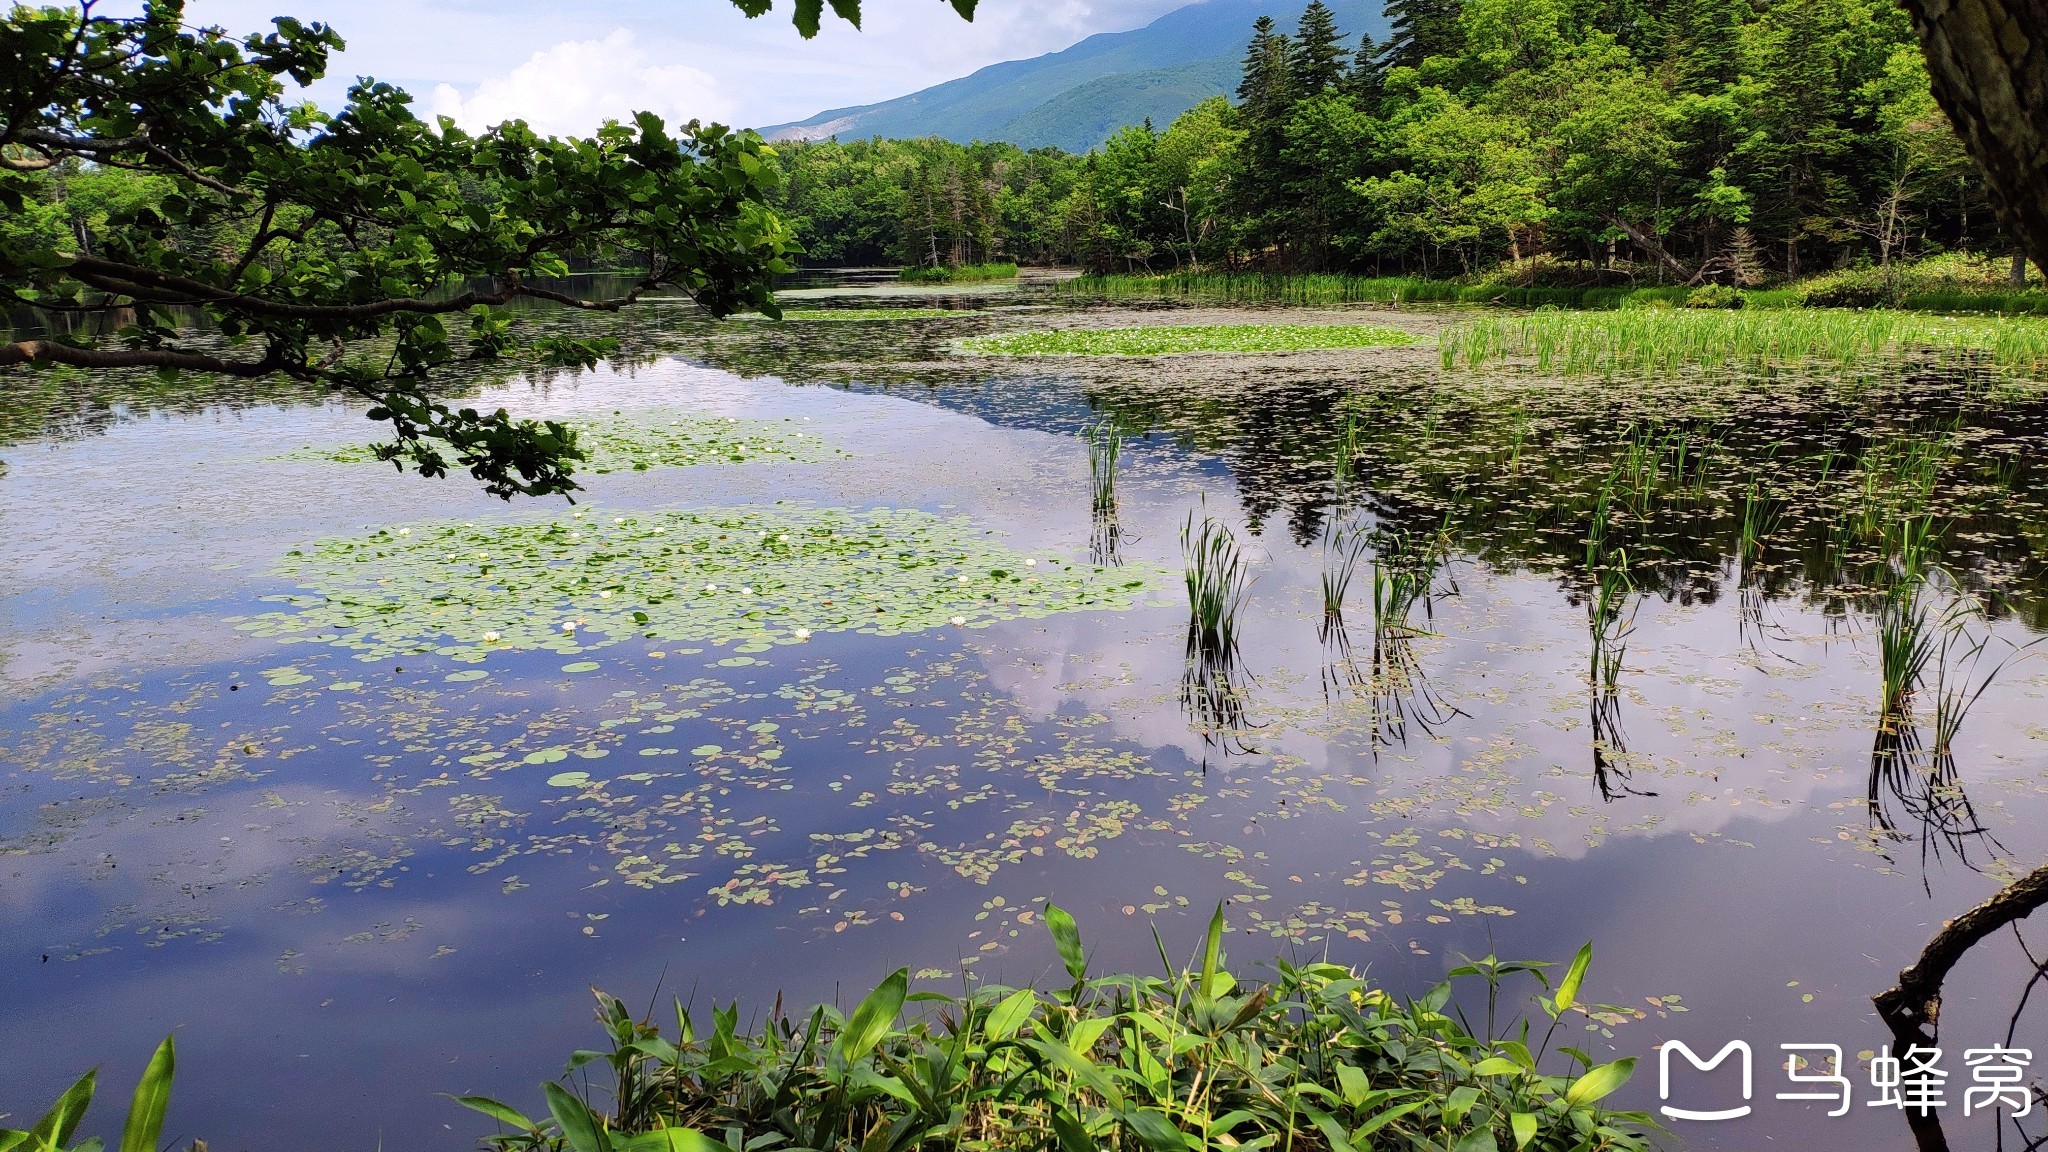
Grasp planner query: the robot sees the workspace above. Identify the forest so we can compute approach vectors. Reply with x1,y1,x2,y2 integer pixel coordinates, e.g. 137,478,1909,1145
767,0,2022,285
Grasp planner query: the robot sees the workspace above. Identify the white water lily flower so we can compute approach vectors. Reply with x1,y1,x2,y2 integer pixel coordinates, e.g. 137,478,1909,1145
568,532,581,542
740,586,754,595
482,631,500,643
705,584,718,592
561,621,578,632
950,616,967,626
777,534,791,543
397,528,411,536
957,574,970,584
598,590,614,599
794,628,812,641
614,517,625,524
1024,558,1037,567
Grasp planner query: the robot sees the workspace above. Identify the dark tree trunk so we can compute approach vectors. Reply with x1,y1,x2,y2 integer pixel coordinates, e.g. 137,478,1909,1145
1898,0,2048,269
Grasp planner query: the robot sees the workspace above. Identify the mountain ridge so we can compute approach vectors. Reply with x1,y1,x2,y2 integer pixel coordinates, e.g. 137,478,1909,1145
760,0,1386,153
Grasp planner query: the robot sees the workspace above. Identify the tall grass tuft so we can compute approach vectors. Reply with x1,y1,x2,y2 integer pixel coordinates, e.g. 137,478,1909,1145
1182,511,1257,753
1083,420,1124,565
1319,515,1372,636
1183,512,1251,658
1084,419,1121,519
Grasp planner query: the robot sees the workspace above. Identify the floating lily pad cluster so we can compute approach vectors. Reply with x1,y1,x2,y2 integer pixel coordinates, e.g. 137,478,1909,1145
952,324,1422,358
231,506,1169,663
282,412,845,474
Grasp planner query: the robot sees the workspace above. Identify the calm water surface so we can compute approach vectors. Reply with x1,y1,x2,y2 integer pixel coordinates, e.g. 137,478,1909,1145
5,280,2047,1150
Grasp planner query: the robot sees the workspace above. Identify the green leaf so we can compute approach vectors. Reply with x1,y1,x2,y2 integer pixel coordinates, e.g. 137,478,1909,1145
615,1129,736,1152
983,988,1036,1041
1044,903,1087,982
30,1071,96,1152
1554,942,1592,1016
833,967,907,1066
0,1130,31,1152
452,1095,535,1130
543,1083,610,1152
1451,1132,1499,1152
1510,1112,1538,1149
1471,1057,1524,1076
792,0,823,36
1334,1062,1371,1108
1442,1085,1482,1126
1120,1108,1187,1152
1564,1057,1636,1108
1197,901,1226,1000
1349,1099,1425,1141
118,1036,175,1152
1049,1109,1092,1152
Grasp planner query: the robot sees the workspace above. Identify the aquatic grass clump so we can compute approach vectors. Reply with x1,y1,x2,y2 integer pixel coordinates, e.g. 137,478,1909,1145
1182,512,1252,658
898,262,1018,284
232,507,1170,663
1319,516,1373,635
1181,512,1258,752
1441,308,2048,378
1083,420,1124,565
1083,419,1121,519
284,412,845,475
954,324,1421,359
462,908,1651,1152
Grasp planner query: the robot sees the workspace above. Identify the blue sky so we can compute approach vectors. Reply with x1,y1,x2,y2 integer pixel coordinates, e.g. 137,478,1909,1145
115,0,1189,135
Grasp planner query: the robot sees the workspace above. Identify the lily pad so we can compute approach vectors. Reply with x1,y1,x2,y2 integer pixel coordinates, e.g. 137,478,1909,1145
281,411,846,475
236,506,1169,663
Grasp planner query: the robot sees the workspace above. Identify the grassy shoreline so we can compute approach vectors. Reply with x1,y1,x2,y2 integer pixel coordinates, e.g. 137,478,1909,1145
1059,268,2048,316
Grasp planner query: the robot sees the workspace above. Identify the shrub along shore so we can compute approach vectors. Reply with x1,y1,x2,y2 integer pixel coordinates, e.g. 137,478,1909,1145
8,910,1653,1152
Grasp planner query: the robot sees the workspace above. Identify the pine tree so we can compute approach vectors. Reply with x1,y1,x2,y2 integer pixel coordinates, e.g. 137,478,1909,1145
1236,16,1293,118
1380,0,1463,71
1290,2,1347,96
1345,32,1387,106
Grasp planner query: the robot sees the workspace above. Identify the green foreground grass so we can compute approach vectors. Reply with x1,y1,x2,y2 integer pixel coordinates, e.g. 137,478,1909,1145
955,324,1420,358
12,911,1652,1152
899,263,1019,285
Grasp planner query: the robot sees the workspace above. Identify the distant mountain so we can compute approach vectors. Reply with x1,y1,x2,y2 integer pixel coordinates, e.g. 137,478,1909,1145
760,0,1387,154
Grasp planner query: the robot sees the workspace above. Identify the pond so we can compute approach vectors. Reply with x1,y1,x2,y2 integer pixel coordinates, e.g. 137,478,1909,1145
6,275,2048,1151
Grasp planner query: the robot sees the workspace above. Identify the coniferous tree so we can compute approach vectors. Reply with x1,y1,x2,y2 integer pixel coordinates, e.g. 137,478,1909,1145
1237,16,1294,118
1345,33,1388,107
1290,2,1347,96
1380,0,1464,70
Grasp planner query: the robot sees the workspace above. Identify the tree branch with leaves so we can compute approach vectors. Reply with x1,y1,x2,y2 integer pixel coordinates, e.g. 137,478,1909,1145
0,0,975,497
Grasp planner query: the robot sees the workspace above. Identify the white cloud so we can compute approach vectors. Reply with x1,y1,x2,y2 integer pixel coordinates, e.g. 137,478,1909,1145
426,28,732,138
